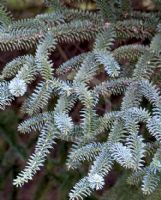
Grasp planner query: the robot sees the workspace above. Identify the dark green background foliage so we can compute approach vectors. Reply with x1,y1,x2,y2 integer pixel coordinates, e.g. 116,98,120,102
1,0,161,200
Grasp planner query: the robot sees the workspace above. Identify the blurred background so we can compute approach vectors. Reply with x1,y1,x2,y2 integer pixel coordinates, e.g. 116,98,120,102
0,0,157,200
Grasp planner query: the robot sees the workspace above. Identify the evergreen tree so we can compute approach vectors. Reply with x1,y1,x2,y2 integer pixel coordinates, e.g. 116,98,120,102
1,0,161,199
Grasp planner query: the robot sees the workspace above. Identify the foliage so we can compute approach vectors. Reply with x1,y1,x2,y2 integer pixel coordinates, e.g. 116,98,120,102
1,0,161,199
101,173,161,200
